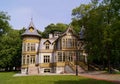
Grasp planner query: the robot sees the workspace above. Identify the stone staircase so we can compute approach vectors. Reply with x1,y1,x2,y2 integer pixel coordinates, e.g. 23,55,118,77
65,65,75,73
65,62,85,73
28,64,39,75
79,62,88,71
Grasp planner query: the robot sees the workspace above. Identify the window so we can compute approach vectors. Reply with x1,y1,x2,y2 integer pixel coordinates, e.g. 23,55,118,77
31,43,35,51
63,52,65,61
44,69,50,73
68,52,73,62
62,39,65,48
67,39,72,48
58,52,62,62
45,44,49,49
66,52,73,62
25,43,36,52
27,43,30,51
23,43,26,52
30,55,35,64
44,55,50,63
73,39,75,47
22,55,25,64
27,55,29,64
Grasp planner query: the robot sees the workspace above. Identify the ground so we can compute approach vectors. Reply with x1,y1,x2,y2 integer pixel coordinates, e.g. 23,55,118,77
79,71,120,84
0,71,119,84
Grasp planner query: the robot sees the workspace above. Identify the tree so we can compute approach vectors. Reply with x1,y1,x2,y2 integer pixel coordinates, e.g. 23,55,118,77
0,11,11,36
0,29,22,71
71,3,95,34
71,0,120,72
42,23,68,38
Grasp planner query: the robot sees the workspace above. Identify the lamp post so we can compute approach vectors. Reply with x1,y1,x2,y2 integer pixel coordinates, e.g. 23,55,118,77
76,41,81,76
76,53,78,76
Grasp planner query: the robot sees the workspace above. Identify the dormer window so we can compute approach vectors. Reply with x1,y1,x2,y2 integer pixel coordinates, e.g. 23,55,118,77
44,40,51,50
29,27,34,32
46,44,49,49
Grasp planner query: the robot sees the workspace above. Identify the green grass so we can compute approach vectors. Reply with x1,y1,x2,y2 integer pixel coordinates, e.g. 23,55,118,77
0,72,114,84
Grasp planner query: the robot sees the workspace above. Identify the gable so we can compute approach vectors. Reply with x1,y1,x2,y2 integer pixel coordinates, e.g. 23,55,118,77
43,40,51,44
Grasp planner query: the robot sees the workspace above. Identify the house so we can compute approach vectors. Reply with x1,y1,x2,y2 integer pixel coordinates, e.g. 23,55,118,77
21,20,87,74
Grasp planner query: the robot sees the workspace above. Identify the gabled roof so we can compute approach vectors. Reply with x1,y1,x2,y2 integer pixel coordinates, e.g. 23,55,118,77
52,26,79,44
43,40,51,44
60,25,78,37
41,37,58,45
21,19,41,37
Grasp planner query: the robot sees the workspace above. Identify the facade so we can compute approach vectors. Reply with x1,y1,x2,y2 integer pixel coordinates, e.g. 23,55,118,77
21,20,87,74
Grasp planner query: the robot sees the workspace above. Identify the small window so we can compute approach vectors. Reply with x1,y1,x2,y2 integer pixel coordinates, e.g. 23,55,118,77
45,44,49,49
44,69,50,73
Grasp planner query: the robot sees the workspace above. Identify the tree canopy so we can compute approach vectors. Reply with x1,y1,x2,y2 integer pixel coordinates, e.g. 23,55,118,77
42,23,68,38
71,0,120,72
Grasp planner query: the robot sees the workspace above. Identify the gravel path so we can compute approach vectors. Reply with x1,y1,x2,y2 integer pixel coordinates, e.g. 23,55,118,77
79,71,120,84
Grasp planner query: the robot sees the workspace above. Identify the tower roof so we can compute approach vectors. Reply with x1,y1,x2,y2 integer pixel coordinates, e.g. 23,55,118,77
21,19,41,37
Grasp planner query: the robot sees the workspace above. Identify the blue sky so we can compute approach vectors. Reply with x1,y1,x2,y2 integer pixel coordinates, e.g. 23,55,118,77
0,0,91,31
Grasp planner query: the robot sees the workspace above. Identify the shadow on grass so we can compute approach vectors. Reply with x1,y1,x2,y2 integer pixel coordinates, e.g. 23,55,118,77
54,79,114,84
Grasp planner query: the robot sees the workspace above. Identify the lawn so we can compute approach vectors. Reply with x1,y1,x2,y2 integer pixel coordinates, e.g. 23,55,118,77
0,72,115,84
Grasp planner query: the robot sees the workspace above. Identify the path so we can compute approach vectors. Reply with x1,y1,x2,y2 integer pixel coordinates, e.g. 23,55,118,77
79,71,120,84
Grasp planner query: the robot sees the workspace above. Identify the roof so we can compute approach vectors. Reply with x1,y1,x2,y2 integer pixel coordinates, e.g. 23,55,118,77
39,38,58,49
60,25,78,38
21,19,41,37
40,37,58,45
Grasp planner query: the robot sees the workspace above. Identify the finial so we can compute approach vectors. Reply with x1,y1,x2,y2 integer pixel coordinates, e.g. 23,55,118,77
29,17,35,28
31,17,33,22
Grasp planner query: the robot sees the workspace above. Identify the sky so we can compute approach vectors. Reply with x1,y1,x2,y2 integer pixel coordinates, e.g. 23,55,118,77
0,0,91,31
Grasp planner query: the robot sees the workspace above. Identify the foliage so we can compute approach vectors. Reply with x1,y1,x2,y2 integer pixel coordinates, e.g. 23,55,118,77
0,29,22,70
42,23,68,38
0,11,11,36
71,0,120,72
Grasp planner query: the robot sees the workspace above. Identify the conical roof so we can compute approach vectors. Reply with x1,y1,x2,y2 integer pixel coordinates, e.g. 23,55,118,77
22,19,41,37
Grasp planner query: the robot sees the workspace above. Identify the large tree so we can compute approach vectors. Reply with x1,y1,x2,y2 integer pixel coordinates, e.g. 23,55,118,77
0,11,11,36
0,11,23,71
71,0,120,72
0,29,22,71
42,23,68,38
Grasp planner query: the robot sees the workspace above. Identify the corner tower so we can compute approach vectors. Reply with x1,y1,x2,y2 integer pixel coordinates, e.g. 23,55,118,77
21,19,41,74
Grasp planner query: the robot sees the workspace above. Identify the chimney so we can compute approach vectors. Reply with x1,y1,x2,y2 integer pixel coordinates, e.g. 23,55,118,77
49,34,53,38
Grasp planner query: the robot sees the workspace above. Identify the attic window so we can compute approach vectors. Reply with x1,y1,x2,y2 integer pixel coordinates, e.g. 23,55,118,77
29,27,34,32
45,43,49,50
